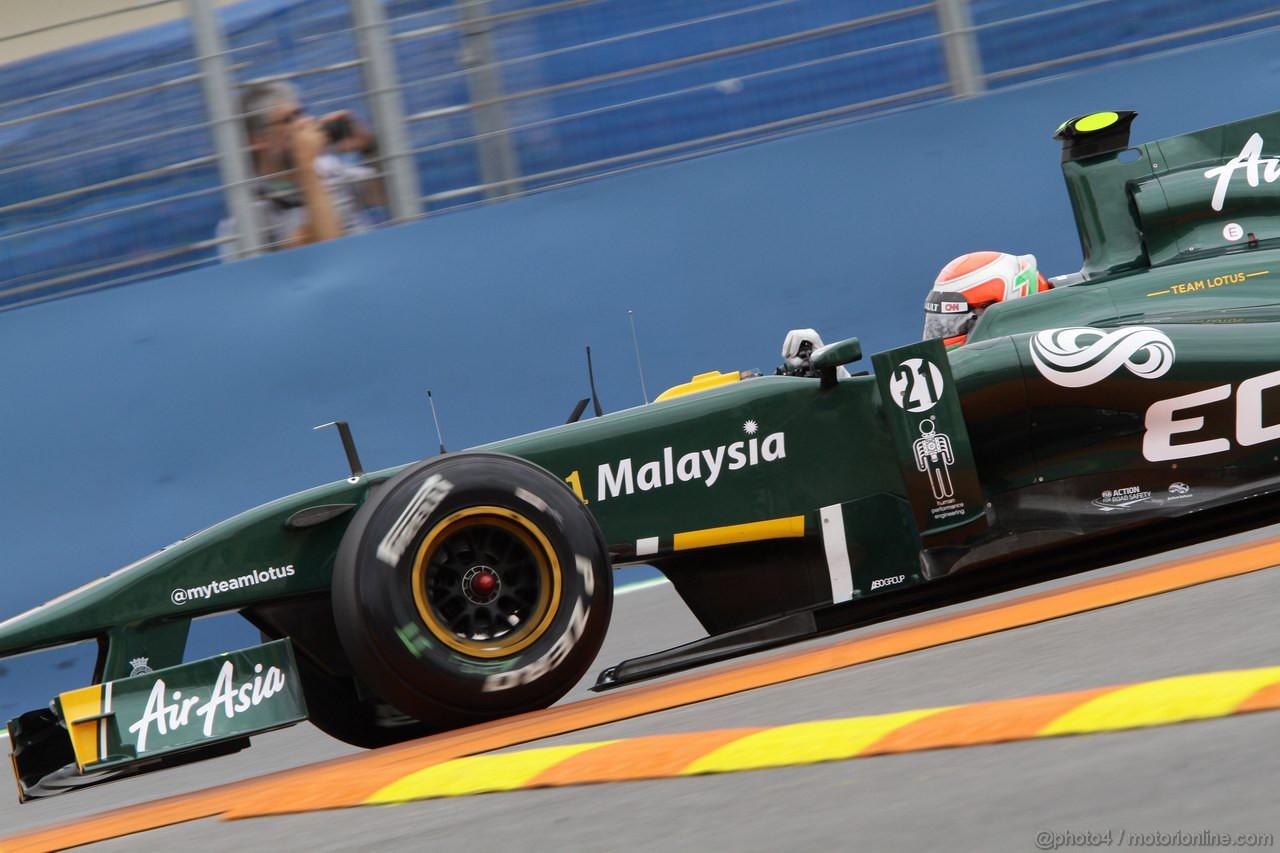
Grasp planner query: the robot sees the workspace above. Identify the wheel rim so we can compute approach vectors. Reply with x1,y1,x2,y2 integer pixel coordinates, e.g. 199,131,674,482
411,507,561,658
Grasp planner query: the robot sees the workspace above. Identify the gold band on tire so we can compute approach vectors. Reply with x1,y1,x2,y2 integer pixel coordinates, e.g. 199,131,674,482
411,506,561,658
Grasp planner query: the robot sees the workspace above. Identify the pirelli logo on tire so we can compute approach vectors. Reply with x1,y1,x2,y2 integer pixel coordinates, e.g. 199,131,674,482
376,475,453,567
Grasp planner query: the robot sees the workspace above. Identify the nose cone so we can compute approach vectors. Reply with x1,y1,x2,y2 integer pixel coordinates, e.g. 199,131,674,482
0,568,125,658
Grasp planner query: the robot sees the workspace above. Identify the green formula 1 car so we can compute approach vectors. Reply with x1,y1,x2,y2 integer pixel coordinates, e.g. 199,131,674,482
7,107,1280,801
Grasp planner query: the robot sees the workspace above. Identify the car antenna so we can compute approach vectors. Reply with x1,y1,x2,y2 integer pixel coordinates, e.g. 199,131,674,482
628,309,650,404
427,390,447,454
586,345,604,417
314,421,364,480
565,397,590,424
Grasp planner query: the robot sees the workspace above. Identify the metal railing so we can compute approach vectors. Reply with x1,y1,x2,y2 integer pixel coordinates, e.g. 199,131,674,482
0,0,1277,311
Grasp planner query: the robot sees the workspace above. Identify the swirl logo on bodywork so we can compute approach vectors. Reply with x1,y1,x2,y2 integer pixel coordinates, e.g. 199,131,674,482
1030,326,1175,388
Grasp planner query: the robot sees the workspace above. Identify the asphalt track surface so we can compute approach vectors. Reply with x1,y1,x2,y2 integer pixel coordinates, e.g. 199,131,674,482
4,525,1280,851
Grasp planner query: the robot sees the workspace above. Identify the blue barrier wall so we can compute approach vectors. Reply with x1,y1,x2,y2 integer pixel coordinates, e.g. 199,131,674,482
4,24,1280,715
5,0,1277,302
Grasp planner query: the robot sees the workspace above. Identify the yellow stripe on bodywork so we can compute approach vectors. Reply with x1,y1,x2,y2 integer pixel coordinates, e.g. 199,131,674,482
680,709,946,775
1039,667,1280,736
673,516,805,551
58,684,106,771
367,741,612,803
10,750,26,803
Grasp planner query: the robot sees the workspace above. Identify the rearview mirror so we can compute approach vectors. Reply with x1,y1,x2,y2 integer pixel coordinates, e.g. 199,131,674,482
812,337,862,388
811,337,862,371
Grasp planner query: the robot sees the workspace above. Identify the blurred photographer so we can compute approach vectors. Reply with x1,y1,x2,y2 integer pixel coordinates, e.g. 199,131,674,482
217,81,381,261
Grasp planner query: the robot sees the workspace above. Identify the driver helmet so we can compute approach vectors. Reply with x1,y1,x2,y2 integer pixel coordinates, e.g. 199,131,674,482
922,251,1049,347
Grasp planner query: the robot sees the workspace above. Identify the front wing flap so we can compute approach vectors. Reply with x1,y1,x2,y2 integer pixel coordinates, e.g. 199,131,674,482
8,639,307,801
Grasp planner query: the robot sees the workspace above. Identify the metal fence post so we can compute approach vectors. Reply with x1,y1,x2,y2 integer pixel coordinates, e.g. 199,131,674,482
456,0,524,199
351,0,423,222
934,0,985,98
185,0,262,258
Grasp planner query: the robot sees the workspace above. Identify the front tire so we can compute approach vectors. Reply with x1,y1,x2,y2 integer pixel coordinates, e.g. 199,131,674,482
332,453,612,730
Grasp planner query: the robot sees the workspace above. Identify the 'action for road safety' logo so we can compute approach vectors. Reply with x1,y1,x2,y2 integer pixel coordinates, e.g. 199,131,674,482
1029,326,1175,388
